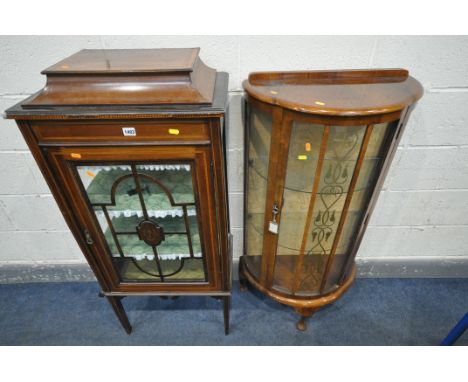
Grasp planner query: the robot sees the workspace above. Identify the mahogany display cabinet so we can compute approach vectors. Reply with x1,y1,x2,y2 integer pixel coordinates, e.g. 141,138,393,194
5,48,232,334
240,69,423,330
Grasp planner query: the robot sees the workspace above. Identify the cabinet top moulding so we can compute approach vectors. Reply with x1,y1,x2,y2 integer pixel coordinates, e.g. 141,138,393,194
5,48,228,120
243,69,423,117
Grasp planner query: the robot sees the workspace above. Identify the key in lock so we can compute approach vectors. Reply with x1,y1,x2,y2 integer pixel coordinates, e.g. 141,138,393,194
268,203,280,234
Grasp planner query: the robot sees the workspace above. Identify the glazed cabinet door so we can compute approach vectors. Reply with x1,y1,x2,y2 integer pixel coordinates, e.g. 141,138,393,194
46,145,221,293
244,97,402,296
272,118,398,296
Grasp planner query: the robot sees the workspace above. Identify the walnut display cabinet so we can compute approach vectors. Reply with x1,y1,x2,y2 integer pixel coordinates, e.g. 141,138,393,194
5,48,232,335
240,69,423,331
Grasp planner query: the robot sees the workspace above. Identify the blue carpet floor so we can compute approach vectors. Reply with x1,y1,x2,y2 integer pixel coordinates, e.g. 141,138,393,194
0,279,467,345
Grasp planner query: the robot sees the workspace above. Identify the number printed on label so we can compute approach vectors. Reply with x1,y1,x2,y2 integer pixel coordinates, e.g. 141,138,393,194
122,127,136,136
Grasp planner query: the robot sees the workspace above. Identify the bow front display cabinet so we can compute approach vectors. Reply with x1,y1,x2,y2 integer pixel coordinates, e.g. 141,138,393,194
240,69,423,330
5,48,232,334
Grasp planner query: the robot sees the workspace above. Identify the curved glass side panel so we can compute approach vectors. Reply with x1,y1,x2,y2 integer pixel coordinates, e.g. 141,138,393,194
323,121,395,292
244,105,273,279
76,163,206,283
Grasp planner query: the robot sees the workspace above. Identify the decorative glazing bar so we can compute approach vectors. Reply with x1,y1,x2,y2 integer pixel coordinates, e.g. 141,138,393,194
318,124,375,293
291,126,330,294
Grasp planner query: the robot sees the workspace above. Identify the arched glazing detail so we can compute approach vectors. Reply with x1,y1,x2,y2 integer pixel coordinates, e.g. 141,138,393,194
76,162,206,283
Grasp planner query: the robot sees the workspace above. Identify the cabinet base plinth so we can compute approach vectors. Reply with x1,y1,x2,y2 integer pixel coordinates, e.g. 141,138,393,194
239,256,356,331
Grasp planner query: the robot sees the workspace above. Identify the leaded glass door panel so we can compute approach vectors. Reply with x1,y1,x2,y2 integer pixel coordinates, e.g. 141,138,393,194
272,119,396,296
47,146,220,292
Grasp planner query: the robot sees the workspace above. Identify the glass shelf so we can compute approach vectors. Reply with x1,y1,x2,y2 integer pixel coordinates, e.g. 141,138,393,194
249,156,382,195
114,257,206,282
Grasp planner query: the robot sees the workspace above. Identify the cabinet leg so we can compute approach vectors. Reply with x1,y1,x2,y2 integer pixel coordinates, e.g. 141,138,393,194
294,307,318,332
296,316,307,331
238,258,248,292
223,295,231,335
106,296,132,335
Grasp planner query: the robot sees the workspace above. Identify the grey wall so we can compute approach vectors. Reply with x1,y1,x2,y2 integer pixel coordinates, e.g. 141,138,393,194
1,36,467,277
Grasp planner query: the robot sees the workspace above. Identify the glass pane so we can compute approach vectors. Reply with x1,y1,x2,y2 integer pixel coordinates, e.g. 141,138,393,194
136,164,195,204
76,163,206,283
77,165,133,204
273,122,325,293
323,121,394,291
273,123,371,295
186,205,202,257
245,106,273,279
